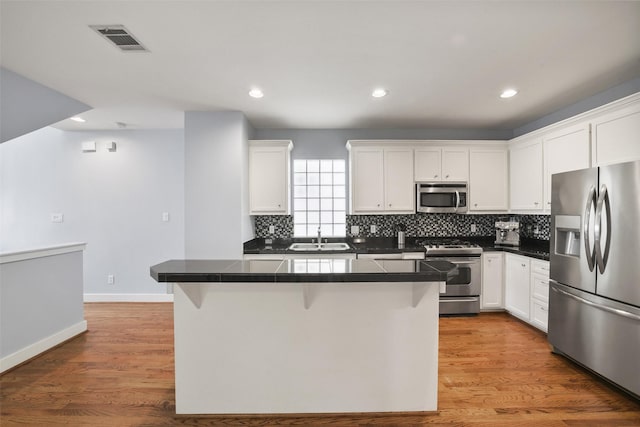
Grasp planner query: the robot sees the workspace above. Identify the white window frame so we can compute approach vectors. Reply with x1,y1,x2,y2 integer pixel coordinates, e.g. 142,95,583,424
293,159,346,237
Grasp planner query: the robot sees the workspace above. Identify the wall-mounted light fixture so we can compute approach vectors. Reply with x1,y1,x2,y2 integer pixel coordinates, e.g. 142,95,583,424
82,141,96,152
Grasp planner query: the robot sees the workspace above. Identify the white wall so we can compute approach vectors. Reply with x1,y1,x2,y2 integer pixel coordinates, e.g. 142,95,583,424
184,111,254,258
0,127,184,297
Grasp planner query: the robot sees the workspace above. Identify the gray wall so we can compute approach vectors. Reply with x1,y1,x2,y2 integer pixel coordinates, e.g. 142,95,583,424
254,128,511,161
513,77,640,137
0,68,91,143
0,127,185,296
184,111,255,258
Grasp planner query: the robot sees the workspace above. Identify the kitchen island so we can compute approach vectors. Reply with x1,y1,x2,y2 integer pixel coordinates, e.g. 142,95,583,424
150,258,456,415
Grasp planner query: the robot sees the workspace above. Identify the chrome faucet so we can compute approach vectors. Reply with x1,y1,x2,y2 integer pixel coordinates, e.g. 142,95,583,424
317,226,322,249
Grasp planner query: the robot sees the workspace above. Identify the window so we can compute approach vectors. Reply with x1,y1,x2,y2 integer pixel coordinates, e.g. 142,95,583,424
293,159,346,237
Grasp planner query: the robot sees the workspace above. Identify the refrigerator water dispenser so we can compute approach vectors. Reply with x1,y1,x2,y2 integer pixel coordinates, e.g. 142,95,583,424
554,215,581,257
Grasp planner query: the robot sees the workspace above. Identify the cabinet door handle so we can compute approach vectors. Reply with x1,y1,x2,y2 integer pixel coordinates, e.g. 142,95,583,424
521,263,526,267
547,201,551,205
474,203,478,207
388,204,392,207
534,201,539,205
377,204,381,207
445,174,449,178
434,174,438,178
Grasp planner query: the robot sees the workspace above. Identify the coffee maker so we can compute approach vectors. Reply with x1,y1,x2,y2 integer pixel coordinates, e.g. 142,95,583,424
495,220,520,246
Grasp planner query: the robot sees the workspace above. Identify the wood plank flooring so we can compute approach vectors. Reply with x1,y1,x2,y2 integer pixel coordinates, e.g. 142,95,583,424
1,303,638,426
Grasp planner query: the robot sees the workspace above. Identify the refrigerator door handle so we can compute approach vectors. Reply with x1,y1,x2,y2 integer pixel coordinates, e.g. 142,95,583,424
551,285,640,321
583,185,597,272
594,184,611,274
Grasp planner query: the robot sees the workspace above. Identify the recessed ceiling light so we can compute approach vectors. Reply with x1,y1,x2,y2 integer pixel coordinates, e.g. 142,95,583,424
70,116,86,123
249,88,264,98
500,89,518,99
372,88,388,98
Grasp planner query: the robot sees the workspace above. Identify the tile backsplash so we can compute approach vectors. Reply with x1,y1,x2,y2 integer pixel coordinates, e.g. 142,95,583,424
253,213,550,240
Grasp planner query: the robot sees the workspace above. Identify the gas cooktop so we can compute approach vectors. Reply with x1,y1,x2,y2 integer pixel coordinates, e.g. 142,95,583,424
417,239,483,256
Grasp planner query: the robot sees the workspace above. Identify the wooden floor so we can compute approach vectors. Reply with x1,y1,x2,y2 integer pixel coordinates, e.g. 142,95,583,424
1,303,639,426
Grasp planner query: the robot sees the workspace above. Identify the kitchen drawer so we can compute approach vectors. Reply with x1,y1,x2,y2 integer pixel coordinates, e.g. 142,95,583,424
531,274,549,303
531,260,549,276
357,253,402,259
530,298,549,332
402,252,425,260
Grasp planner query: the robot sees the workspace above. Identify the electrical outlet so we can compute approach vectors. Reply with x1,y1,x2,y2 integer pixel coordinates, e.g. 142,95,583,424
533,225,540,235
350,225,360,235
107,274,115,285
268,225,275,234
162,212,170,222
470,224,477,233
370,225,376,234
51,213,64,223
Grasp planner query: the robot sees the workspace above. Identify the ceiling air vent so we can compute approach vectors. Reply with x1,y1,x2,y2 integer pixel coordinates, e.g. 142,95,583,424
89,25,148,52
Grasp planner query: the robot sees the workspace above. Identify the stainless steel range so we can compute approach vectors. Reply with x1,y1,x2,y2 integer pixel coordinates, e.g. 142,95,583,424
419,239,482,315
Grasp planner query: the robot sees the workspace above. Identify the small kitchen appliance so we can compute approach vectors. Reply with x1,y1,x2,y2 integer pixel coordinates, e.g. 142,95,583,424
495,220,520,246
416,182,468,213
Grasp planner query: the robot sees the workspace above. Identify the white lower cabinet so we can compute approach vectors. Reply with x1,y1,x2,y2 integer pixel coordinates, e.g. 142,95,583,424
504,253,531,321
503,253,550,332
244,253,357,260
481,252,504,310
357,252,425,260
529,259,550,332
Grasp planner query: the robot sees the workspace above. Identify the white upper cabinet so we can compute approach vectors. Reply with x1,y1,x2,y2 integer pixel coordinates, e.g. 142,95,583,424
350,147,385,212
349,143,414,214
591,100,640,166
414,147,468,182
509,137,544,211
543,122,591,210
249,140,292,215
414,148,441,181
384,148,415,212
469,148,509,211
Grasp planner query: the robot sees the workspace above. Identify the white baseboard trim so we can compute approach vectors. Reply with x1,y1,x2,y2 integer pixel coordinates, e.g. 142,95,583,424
0,320,88,374
83,293,174,302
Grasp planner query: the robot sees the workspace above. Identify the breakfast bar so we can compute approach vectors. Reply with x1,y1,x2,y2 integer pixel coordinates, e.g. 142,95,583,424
150,258,456,415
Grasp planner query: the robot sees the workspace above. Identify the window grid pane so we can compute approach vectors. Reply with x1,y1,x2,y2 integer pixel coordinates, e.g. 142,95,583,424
293,159,346,237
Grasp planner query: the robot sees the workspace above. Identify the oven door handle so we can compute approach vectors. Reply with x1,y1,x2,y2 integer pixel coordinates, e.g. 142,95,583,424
427,259,479,264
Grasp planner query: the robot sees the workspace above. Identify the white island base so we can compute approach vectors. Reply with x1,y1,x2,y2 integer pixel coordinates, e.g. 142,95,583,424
173,281,441,415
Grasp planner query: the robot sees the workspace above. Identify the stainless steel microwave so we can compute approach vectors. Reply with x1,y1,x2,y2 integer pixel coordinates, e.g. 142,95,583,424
416,182,468,213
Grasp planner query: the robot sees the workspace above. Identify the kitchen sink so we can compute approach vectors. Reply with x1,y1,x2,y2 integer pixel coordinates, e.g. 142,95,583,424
287,242,352,251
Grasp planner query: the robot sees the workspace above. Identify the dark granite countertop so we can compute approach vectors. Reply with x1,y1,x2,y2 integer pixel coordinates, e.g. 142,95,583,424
469,237,550,261
244,237,550,261
150,258,457,283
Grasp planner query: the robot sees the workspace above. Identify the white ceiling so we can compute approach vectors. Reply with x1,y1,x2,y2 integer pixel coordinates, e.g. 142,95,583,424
1,0,639,131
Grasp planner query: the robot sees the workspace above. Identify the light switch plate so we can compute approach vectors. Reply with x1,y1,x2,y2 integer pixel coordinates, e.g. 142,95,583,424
370,225,376,233
470,224,477,233
51,213,64,223
162,212,170,222
350,225,359,235
268,225,275,234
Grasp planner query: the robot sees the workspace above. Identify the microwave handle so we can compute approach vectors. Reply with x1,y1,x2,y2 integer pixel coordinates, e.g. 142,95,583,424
455,191,460,210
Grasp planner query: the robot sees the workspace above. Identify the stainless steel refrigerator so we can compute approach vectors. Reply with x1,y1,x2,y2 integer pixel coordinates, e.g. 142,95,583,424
549,159,640,399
